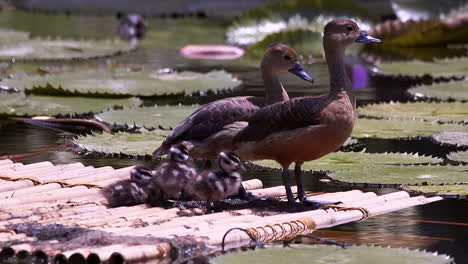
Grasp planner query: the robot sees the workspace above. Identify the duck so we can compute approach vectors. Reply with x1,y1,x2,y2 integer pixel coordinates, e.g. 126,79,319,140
150,143,197,202
117,13,148,45
231,19,381,207
152,43,314,160
102,165,154,207
188,152,245,213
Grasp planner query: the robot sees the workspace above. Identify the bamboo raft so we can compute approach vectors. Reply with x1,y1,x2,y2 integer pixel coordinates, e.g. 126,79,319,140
0,159,442,263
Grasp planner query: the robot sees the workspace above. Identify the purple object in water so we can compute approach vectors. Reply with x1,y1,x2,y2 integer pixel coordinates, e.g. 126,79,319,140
352,65,369,89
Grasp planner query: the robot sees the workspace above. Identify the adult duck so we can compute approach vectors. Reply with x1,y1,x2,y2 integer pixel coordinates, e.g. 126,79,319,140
152,43,313,158
233,19,381,206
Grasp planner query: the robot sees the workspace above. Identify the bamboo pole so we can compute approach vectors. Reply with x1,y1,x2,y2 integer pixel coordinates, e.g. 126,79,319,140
0,159,13,166
250,186,298,198
0,163,23,172
241,179,263,190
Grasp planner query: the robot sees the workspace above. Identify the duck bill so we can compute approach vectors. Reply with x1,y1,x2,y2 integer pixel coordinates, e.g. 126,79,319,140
355,30,381,43
288,62,314,83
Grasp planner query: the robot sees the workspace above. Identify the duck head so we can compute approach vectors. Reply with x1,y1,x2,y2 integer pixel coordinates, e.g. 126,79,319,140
323,19,381,48
261,43,314,83
218,152,246,174
169,143,191,162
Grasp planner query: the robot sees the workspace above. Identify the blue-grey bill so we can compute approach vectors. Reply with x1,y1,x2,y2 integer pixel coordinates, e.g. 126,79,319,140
288,62,314,83
355,30,381,43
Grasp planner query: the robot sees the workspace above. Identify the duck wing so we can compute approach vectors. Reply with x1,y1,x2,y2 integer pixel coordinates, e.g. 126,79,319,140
153,96,263,156
234,96,329,143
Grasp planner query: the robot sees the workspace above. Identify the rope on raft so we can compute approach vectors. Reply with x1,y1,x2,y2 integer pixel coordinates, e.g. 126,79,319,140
0,175,103,189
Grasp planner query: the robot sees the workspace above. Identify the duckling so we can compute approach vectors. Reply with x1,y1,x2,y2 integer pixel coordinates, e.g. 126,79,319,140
232,19,381,207
151,143,197,202
188,152,245,213
102,165,154,207
117,13,148,45
152,43,313,160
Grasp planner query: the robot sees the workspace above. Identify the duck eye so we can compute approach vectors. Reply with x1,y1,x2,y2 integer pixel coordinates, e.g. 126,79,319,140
346,26,353,32
284,55,291,60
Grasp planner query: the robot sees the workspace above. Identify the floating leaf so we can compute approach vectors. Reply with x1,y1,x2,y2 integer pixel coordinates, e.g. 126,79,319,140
95,104,199,129
73,130,168,157
358,102,468,123
253,152,468,186
213,245,454,264
403,184,468,198
432,131,468,147
408,80,468,101
0,69,242,97
377,57,468,77
352,118,468,139
0,93,141,117
447,150,468,163
0,38,134,61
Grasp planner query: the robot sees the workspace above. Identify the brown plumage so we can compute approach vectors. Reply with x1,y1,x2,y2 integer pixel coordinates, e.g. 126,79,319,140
232,19,381,206
152,43,313,159
188,152,245,212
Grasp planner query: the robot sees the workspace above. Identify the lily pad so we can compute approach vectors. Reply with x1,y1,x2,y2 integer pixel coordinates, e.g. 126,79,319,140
358,102,468,123
0,69,242,97
408,80,468,101
253,152,468,186
403,184,468,199
352,118,468,139
0,93,141,117
0,38,134,61
377,57,468,77
212,245,454,264
0,28,30,44
95,104,199,129
73,130,169,157
432,131,468,147
447,150,468,163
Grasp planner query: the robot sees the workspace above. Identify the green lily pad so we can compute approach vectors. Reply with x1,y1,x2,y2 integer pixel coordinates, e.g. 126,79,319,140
352,118,468,139
447,150,468,163
95,104,199,129
432,131,468,147
0,28,30,44
0,93,141,117
403,184,468,198
377,57,468,77
0,38,134,61
212,245,454,264
358,102,468,123
0,69,242,97
253,152,468,186
408,80,468,101
73,130,169,157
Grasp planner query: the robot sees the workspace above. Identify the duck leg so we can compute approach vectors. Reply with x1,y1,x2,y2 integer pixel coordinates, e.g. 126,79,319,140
294,163,341,208
237,184,263,201
282,168,295,204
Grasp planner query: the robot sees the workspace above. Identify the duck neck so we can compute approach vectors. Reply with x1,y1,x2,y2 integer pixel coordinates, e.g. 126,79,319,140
324,44,355,108
261,67,289,104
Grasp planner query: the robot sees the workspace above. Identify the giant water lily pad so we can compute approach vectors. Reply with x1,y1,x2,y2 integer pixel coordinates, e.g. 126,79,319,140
95,104,199,129
212,245,454,264
403,184,468,198
0,93,141,117
432,131,468,147
0,28,30,44
253,152,468,185
0,69,242,97
73,130,169,157
0,38,134,61
352,118,468,139
378,57,468,77
358,102,468,123
447,150,468,163
408,80,468,101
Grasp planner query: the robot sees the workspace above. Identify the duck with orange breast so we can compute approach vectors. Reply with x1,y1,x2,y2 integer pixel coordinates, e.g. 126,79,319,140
232,19,381,207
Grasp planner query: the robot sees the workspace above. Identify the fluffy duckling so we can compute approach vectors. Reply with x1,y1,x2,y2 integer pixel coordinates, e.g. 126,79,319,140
117,13,148,44
151,143,197,201
188,152,245,213
102,165,154,207
233,19,381,207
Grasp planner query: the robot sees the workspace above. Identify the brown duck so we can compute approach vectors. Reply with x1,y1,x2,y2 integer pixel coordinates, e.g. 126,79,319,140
233,19,381,206
152,43,313,159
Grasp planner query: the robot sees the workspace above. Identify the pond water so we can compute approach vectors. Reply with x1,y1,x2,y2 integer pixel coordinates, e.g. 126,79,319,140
0,6,467,264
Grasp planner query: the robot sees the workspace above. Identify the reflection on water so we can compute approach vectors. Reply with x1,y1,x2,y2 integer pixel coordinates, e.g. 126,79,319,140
0,6,467,263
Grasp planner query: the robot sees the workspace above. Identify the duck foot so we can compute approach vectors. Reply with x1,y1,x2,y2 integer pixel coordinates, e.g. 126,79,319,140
283,234,349,248
237,185,265,201
299,198,342,210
